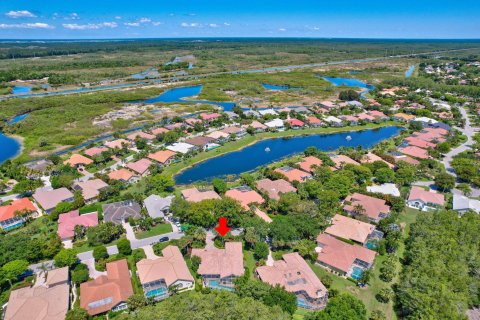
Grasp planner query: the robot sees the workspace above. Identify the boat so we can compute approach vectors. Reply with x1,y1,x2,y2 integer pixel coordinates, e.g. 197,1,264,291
265,147,271,152
346,135,352,141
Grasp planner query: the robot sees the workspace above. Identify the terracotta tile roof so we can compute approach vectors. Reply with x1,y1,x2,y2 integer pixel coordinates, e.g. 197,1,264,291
74,179,108,201
360,152,394,168
150,127,169,136
57,210,98,239
306,116,322,124
185,136,215,147
344,193,391,221
126,158,152,175
287,119,305,127
137,246,194,286
253,207,273,223
368,110,387,118
108,168,135,182
200,112,221,121
4,267,70,320
105,139,130,149
274,166,312,183
206,130,230,140
392,154,420,166
127,131,156,141
324,214,375,244
256,178,297,200
316,233,376,274
298,156,323,173
84,147,108,158
221,126,245,135
225,186,265,210
340,115,358,122
181,188,221,203
397,146,430,159
257,252,327,300
408,186,445,206
331,155,360,169
404,136,436,149
357,113,375,121
33,188,74,212
64,154,93,166
80,259,134,316
148,150,177,164
0,198,36,222
244,120,268,130
191,242,244,278
393,113,415,121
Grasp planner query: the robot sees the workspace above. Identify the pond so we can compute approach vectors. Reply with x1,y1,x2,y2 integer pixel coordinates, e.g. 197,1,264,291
138,85,236,111
321,76,375,97
175,126,400,184
405,65,415,78
12,86,32,95
0,133,21,165
7,114,29,125
262,83,290,90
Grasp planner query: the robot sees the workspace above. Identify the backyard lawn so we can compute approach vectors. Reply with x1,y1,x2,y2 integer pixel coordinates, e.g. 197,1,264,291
135,223,173,239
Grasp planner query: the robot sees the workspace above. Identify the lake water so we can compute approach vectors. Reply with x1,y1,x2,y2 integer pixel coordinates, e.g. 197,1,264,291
321,76,375,97
12,86,32,95
262,84,289,90
139,85,236,111
0,133,21,164
7,114,29,125
175,126,400,184
405,65,415,78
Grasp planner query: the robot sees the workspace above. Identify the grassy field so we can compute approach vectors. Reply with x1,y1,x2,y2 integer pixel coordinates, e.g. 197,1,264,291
165,121,401,180
135,223,173,239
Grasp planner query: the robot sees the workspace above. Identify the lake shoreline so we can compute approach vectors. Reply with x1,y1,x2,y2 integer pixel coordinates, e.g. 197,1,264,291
166,121,401,181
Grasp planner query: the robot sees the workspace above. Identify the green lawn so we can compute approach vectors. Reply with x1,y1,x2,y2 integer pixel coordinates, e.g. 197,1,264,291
135,223,172,239
243,250,256,279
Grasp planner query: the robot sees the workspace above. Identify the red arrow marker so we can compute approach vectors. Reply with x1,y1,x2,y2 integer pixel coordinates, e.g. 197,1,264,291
215,217,230,237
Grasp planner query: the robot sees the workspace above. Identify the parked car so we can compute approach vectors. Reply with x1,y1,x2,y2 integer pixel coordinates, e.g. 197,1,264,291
158,236,169,243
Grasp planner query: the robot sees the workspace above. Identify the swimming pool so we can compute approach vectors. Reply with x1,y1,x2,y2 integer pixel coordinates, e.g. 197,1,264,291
145,287,168,298
208,280,234,291
351,266,364,280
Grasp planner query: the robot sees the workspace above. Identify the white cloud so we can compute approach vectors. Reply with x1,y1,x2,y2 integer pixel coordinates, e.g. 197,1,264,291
63,22,117,30
65,13,80,20
139,17,151,23
152,21,163,26
0,22,53,29
124,22,140,27
278,28,287,32
181,22,201,28
313,27,320,30
6,10,36,18
115,16,122,20
224,22,231,26
208,23,218,28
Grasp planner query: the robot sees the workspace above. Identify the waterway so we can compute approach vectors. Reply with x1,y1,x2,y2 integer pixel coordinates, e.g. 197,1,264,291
0,133,21,165
262,84,290,90
175,126,400,184
405,65,415,78
12,86,32,95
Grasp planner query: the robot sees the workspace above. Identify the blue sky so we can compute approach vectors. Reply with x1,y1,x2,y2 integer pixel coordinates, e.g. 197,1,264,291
0,0,479,39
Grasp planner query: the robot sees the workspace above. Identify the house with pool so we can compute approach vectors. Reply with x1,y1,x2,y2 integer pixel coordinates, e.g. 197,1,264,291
136,246,194,300
0,198,37,231
316,233,376,280
324,214,382,247
191,242,244,291
407,186,445,211
256,252,328,310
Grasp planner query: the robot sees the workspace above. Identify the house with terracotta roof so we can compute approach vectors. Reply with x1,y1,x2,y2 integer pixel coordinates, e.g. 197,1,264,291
357,113,375,122
102,200,142,225
184,117,203,126
391,153,420,166
148,150,177,165
339,115,358,125
368,110,388,120
275,166,312,183
200,112,222,122
108,168,137,183
57,210,98,240
72,179,108,203
105,139,131,149
181,187,221,203
221,126,247,138
407,186,445,211
136,246,194,300
397,146,430,159
331,155,360,170
127,131,156,141
360,152,394,169
316,233,376,279
256,178,296,201
244,120,268,132
84,147,109,158
324,214,378,245
344,193,391,223
4,267,70,320
393,113,415,122
286,119,305,129
150,127,169,136
253,207,273,223
206,130,230,141
306,116,322,127
33,188,74,214
191,242,244,291
126,158,152,176
0,198,37,231
80,259,134,316
185,136,216,150
257,252,328,310
298,156,323,173
404,136,436,149
225,186,265,210
64,154,93,167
